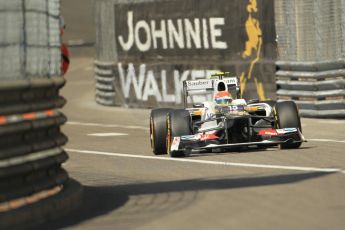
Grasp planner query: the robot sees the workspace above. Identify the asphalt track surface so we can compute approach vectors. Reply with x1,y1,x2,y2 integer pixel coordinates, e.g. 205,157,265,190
35,56,345,230
42,1,345,229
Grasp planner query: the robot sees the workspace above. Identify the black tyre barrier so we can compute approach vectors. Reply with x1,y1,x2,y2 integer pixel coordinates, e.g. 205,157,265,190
0,96,66,116
94,61,117,106
0,159,68,202
0,179,82,230
276,61,345,118
0,78,82,228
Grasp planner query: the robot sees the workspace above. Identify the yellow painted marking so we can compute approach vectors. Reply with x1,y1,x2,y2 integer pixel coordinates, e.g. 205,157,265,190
254,78,266,101
240,72,246,97
240,0,266,101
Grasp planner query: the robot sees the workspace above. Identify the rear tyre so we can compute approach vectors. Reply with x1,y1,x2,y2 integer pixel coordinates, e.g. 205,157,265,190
150,108,172,155
274,101,302,149
166,109,192,157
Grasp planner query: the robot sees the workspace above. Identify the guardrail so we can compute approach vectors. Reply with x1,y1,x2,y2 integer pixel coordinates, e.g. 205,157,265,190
276,61,345,118
94,61,116,106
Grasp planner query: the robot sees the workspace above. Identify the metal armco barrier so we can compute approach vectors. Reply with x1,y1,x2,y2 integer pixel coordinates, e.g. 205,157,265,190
95,0,277,108
276,61,345,118
275,0,345,118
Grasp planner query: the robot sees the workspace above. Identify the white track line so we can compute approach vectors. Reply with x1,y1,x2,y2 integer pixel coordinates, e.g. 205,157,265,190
308,139,345,143
67,121,148,130
66,148,345,174
87,133,128,137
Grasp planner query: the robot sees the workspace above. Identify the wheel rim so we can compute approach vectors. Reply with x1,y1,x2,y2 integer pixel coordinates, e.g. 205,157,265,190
150,117,154,149
273,107,280,128
166,114,171,155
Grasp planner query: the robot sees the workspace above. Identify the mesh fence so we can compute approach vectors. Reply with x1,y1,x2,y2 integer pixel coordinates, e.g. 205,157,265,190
0,0,61,79
275,0,345,62
95,0,117,62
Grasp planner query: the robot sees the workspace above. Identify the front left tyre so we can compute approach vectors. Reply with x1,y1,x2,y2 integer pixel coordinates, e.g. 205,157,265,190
150,108,172,155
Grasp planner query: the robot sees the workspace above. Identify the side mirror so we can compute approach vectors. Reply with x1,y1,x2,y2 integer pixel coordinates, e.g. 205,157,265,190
193,103,204,108
248,99,260,104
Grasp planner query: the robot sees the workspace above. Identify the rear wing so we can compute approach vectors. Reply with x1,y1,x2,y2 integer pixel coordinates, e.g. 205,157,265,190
182,77,240,107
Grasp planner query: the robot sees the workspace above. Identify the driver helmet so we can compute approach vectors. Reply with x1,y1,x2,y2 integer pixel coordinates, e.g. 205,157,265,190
214,91,232,106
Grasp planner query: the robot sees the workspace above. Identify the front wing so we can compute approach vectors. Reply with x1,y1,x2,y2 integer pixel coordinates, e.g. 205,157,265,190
170,128,306,153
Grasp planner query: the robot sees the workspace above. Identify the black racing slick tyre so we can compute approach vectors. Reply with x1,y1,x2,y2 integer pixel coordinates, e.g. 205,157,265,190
274,101,302,149
150,108,172,155
166,109,192,157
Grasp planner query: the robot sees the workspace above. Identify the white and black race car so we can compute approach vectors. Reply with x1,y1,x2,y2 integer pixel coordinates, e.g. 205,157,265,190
150,72,305,157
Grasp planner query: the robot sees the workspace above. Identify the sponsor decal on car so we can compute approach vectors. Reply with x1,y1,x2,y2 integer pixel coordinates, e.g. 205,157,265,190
258,129,278,136
200,134,219,141
205,110,215,119
276,128,298,134
171,137,181,151
223,77,238,86
186,79,213,90
181,135,199,141
259,128,298,136
181,133,219,141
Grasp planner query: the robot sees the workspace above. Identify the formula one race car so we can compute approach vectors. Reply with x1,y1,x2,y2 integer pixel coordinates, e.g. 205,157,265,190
150,72,305,157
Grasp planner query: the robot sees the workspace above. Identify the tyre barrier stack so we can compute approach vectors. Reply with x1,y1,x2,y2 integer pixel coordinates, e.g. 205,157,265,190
0,77,82,229
276,60,345,118
94,61,116,106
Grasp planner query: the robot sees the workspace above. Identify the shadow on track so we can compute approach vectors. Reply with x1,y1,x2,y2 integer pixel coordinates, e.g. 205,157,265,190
37,171,332,229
